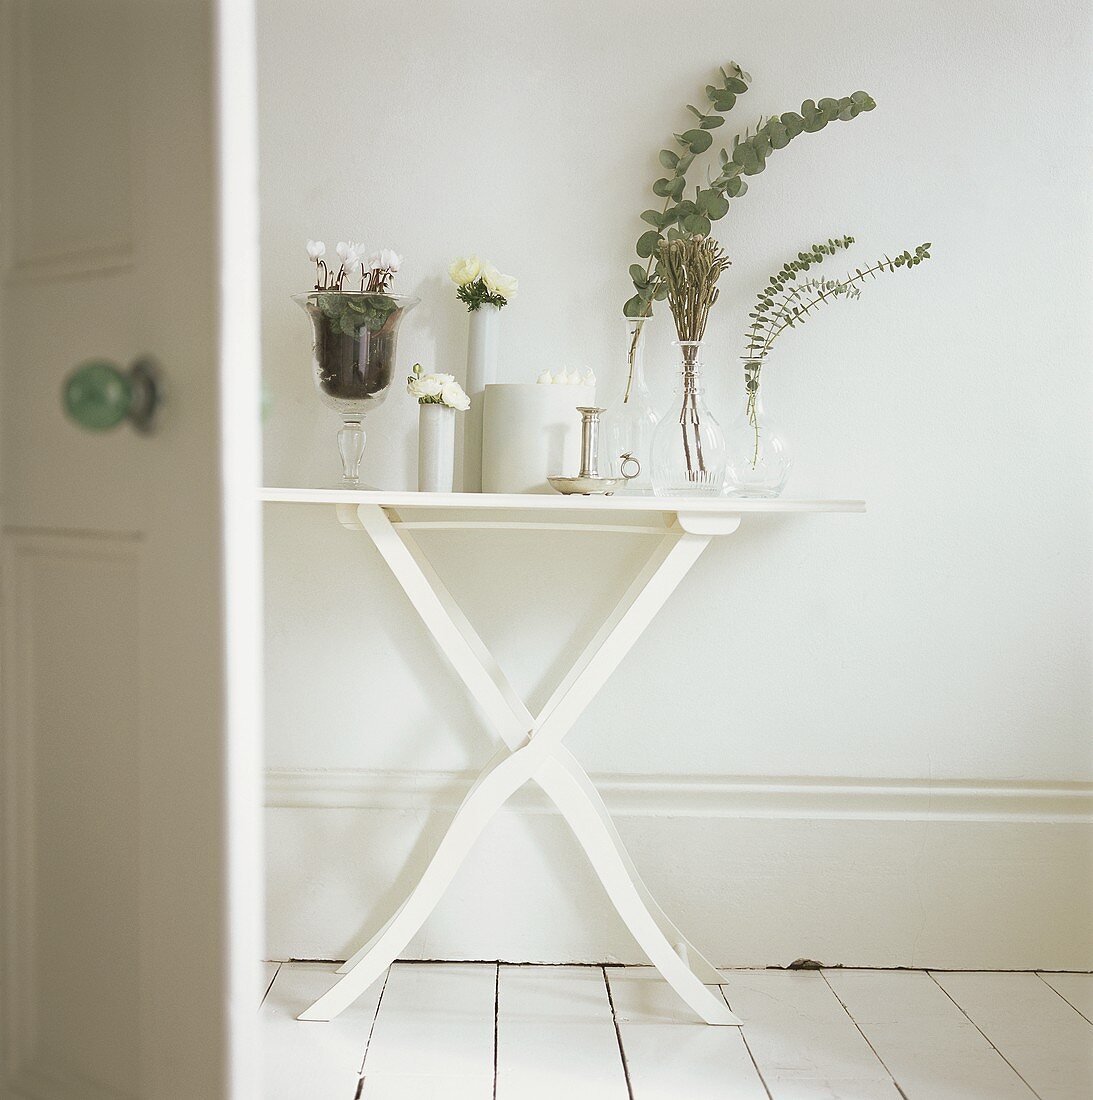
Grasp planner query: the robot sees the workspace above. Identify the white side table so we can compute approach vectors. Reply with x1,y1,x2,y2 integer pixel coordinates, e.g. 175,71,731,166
262,489,865,1025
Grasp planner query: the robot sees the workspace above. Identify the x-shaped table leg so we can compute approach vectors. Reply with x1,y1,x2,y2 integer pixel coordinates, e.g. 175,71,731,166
299,503,741,1025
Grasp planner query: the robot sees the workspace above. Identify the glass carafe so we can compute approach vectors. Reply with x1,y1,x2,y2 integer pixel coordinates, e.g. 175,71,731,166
725,360,792,498
602,318,658,492
650,341,726,497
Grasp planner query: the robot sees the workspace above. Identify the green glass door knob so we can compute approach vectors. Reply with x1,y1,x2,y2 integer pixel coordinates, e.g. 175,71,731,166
63,357,161,432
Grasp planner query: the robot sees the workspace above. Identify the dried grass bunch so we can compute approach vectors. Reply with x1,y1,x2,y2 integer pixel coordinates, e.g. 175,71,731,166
656,236,731,348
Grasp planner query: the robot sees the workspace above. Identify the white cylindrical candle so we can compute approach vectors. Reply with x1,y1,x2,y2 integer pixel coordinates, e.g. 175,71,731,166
482,383,595,494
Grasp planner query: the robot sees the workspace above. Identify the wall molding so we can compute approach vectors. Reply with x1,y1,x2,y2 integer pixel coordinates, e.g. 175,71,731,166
265,767,1093,824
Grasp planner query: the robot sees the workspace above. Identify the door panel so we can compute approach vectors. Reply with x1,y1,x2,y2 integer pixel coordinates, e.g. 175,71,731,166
4,533,142,1099
0,0,261,1096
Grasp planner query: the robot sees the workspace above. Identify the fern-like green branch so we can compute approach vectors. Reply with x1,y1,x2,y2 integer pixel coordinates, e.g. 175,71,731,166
744,239,932,361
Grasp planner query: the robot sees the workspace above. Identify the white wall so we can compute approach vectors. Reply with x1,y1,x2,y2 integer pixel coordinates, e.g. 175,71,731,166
259,0,1093,967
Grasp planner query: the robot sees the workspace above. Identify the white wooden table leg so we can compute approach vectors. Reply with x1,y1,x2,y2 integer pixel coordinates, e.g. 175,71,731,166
313,502,737,1025
540,755,741,1026
548,748,725,986
299,742,550,1020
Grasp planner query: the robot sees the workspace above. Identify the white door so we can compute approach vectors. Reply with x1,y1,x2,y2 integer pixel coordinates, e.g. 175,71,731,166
0,1,262,1097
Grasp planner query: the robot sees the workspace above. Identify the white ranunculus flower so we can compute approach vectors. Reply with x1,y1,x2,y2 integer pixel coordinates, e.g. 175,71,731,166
306,239,326,260
449,255,482,286
491,272,518,301
408,375,443,400
431,373,456,384
440,380,470,411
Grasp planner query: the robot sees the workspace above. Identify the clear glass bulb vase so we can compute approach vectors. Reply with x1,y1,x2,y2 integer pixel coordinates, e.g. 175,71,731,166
650,341,726,497
725,360,792,498
293,291,419,486
602,317,659,492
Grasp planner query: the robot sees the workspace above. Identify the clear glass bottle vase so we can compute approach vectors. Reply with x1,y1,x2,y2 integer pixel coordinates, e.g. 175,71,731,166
725,360,792,498
650,341,726,497
602,318,658,492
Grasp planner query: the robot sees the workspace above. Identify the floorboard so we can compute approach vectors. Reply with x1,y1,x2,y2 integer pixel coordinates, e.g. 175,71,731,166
931,972,1093,1100
1038,972,1093,1024
254,964,1093,1099
359,962,496,1099
825,969,1035,1099
720,969,901,1099
607,967,768,1100
495,965,629,1100
259,962,385,1100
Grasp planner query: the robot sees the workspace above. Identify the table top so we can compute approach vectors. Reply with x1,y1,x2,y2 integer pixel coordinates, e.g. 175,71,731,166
260,487,865,515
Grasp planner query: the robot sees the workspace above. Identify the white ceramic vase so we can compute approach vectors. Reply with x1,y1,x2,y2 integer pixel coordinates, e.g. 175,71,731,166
461,303,500,491
418,402,455,493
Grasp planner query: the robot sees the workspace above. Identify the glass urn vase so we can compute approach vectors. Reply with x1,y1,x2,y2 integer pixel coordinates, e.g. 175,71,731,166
725,360,793,498
294,291,419,486
602,317,659,492
650,341,726,497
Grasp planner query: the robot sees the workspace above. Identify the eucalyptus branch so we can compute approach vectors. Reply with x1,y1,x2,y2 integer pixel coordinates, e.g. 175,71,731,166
626,74,877,320
745,236,855,356
747,242,932,358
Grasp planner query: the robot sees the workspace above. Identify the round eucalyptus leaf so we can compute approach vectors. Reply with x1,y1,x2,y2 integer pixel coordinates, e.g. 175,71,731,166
652,177,673,197
700,115,725,129
780,111,805,138
629,264,649,286
706,192,730,219
659,149,680,169
636,230,662,258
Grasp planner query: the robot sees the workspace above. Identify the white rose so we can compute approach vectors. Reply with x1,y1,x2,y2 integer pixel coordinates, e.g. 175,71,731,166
449,255,482,286
441,381,470,410
306,239,326,260
432,373,456,384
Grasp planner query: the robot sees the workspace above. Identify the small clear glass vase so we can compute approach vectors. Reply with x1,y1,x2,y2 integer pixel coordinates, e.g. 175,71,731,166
650,341,726,497
293,291,419,486
602,317,659,492
725,360,792,498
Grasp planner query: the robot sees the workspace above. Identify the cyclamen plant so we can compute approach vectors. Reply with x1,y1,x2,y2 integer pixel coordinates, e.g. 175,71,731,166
407,363,471,410
449,256,518,311
307,239,402,293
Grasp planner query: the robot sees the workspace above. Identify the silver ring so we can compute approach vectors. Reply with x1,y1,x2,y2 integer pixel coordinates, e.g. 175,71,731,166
619,453,641,480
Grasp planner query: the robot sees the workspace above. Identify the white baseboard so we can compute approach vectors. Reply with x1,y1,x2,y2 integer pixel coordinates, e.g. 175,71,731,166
265,767,1093,823
264,768,1093,971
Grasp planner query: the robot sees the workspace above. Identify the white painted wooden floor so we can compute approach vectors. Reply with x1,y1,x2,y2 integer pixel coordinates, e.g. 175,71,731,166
259,962,1093,1099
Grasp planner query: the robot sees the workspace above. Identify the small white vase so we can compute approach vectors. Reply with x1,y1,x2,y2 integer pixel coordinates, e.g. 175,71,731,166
461,303,500,491
418,403,456,493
